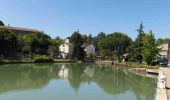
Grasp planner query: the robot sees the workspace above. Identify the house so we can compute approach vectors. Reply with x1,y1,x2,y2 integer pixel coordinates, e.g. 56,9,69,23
59,38,74,58
0,26,41,34
158,43,170,59
84,44,95,57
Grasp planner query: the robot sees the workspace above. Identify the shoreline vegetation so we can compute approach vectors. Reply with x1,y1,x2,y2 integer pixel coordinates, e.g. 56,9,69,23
0,58,159,69
0,21,168,71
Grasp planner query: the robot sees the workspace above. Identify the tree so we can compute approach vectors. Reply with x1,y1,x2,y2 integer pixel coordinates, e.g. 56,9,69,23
70,31,86,61
142,31,160,64
92,32,106,55
87,34,92,44
81,34,88,43
17,32,51,55
0,20,4,26
48,37,63,55
128,22,145,63
98,32,132,60
0,29,17,56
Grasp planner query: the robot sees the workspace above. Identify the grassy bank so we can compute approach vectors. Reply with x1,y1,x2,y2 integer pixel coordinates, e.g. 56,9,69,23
0,58,33,63
0,56,76,64
113,62,159,69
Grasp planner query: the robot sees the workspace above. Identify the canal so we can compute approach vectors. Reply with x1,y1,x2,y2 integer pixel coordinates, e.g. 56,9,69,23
0,63,157,100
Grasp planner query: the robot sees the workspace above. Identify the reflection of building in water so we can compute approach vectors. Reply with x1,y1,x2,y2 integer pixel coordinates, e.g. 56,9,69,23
84,67,94,77
58,65,69,79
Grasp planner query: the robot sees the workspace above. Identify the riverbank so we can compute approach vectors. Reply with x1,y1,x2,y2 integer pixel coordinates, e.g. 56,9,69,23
113,62,159,69
0,58,77,64
0,58,96,64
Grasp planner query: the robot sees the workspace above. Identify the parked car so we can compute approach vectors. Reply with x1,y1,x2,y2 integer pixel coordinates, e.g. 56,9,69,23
159,59,168,67
151,59,168,67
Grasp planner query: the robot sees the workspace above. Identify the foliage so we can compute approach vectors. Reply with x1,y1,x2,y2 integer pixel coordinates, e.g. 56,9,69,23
127,22,145,63
98,32,132,59
142,31,160,64
0,29,17,56
34,56,54,63
70,31,86,61
17,32,51,55
0,20,4,26
48,37,63,55
92,32,106,54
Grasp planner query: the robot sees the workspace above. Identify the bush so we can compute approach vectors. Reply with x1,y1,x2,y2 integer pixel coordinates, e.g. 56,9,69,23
34,56,54,63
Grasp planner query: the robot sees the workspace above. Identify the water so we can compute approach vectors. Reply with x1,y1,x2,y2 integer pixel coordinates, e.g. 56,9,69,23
0,63,157,100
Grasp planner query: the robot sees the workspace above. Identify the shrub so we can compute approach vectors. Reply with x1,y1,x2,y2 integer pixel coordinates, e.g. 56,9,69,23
34,56,54,63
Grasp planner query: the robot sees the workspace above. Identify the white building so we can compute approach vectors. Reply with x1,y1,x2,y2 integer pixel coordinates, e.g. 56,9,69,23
158,43,170,58
59,39,74,58
84,44,95,56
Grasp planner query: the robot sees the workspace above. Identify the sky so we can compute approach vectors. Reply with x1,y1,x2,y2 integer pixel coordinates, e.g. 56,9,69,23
0,0,170,39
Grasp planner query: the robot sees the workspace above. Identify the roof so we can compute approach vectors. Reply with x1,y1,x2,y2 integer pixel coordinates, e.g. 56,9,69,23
0,26,40,33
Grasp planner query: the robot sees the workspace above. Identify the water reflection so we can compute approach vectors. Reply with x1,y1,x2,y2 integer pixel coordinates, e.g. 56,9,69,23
0,63,157,100
58,64,69,79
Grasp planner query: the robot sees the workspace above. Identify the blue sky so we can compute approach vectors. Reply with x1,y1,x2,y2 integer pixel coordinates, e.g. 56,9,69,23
0,0,170,39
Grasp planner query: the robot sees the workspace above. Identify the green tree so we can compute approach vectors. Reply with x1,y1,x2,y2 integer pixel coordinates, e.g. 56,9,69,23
92,32,106,55
98,32,132,60
87,34,92,44
70,31,86,61
48,37,63,56
142,31,160,64
128,22,145,63
17,32,51,55
0,29,17,56
0,20,4,26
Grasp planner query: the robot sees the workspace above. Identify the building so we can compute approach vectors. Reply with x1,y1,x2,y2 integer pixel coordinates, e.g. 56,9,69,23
59,39,74,58
0,26,41,34
158,43,170,59
84,44,95,57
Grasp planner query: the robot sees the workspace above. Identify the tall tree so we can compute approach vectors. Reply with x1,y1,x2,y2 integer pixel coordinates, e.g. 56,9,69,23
48,37,63,55
0,20,4,26
0,29,17,56
87,34,92,44
142,30,160,64
136,22,145,63
70,31,85,61
93,32,106,55
128,22,145,63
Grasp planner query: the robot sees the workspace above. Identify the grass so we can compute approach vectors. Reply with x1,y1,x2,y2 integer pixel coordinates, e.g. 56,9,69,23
0,58,33,63
33,56,54,63
125,62,160,69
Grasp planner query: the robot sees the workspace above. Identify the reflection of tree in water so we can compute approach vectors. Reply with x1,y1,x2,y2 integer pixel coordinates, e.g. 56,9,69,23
67,63,85,93
66,64,157,100
0,63,157,100
94,67,156,100
94,68,129,95
0,64,60,93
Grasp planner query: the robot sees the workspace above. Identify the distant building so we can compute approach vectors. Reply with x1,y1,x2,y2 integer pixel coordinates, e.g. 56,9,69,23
84,44,95,57
158,43,170,59
0,26,41,34
59,38,74,58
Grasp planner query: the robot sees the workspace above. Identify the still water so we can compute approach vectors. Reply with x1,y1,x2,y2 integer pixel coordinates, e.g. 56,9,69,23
0,63,157,100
